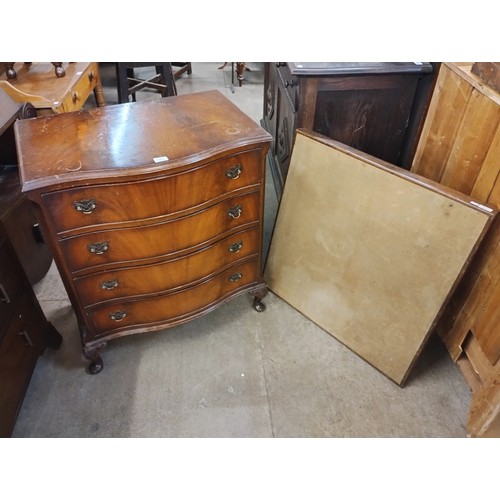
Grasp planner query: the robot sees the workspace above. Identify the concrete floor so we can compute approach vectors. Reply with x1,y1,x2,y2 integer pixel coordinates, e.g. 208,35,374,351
12,62,472,438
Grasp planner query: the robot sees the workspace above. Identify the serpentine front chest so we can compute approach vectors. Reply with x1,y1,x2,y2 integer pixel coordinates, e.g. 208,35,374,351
15,90,272,373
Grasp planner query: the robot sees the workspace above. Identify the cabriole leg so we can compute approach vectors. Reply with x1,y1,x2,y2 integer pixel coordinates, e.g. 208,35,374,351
83,343,106,374
250,285,268,312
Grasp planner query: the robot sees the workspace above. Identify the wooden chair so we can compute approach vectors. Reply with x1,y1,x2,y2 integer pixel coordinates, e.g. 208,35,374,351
115,63,177,103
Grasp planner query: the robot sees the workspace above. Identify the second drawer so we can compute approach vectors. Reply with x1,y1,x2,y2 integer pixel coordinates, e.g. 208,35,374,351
59,191,260,274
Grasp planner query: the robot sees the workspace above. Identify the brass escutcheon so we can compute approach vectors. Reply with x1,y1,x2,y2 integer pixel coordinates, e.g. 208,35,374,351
88,241,109,255
225,164,243,180
109,311,127,322
229,272,243,282
228,205,242,219
74,199,97,214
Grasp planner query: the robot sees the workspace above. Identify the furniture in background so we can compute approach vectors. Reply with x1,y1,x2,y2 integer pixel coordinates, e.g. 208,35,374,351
16,90,272,374
262,62,436,198
172,62,192,80
219,63,247,87
0,62,105,115
0,88,52,285
115,63,177,103
0,167,62,437
411,62,500,437
471,62,500,93
4,62,66,80
1,87,36,169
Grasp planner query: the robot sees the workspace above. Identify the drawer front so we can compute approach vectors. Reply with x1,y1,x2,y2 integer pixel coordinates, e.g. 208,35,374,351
0,241,24,326
42,149,263,234
87,259,260,337
0,293,44,437
59,191,261,273
75,227,261,307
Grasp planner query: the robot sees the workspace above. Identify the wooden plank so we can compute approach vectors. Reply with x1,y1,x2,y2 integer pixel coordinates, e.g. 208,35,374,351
471,62,500,94
449,63,500,106
439,221,500,362
457,355,482,393
440,89,500,194
411,65,472,182
265,129,495,386
470,122,500,201
488,167,500,207
467,364,500,437
464,333,495,383
473,253,500,365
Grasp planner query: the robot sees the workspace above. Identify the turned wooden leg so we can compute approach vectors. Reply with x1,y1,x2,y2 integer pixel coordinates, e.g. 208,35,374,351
93,81,106,107
51,62,65,78
250,285,268,312
236,63,245,87
6,63,16,79
83,343,106,374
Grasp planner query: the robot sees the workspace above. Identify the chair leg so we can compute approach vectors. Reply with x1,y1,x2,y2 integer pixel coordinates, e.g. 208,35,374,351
157,64,177,97
116,63,130,103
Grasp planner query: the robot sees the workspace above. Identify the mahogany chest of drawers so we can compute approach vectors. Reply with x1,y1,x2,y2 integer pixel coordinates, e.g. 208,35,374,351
15,90,272,373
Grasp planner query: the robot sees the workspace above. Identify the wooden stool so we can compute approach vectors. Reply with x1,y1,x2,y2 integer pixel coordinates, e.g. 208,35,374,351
116,63,177,103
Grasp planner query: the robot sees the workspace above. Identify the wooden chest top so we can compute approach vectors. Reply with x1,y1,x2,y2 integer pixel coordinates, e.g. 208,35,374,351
15,90,272,191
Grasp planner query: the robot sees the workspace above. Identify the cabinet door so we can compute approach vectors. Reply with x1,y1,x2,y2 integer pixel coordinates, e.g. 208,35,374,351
312,74,420,165
0,294,45,437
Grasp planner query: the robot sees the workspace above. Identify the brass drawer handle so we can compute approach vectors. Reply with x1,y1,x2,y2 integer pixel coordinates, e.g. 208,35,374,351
229,240,243,253
74,199,97,214
109,310,127,322
0,283,10,303
88,241,109,255
100,279,119,291
226,164,243,180
229,272,243,282
228,205,242,219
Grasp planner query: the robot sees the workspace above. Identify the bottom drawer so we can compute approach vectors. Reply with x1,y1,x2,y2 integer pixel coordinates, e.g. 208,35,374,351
0,294,45,437
88,260,260,338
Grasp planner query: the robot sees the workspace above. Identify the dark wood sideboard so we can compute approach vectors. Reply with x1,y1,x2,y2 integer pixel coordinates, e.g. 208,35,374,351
262,62,437,198
0,168,62,437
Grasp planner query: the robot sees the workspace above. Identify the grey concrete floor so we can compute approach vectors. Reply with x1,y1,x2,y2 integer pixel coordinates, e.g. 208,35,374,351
12,62,473,438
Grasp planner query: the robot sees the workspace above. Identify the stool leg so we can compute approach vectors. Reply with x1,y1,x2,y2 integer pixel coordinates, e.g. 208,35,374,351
157,64,177,97
116,63,130,103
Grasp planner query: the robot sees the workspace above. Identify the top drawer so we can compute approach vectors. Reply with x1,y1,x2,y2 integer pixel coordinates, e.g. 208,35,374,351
41,149,263,235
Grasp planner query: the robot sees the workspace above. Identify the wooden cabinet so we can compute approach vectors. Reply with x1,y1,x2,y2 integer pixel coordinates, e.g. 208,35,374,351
411,63,500,437
263,62,436,197
15,90,272,374
1,88,53,285
0,170,62,437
